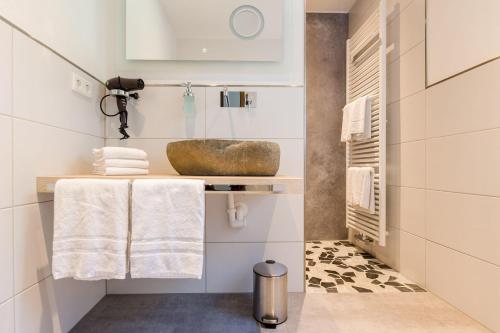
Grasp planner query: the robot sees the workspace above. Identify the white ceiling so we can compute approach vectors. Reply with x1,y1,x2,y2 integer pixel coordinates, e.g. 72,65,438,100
306,0,356,13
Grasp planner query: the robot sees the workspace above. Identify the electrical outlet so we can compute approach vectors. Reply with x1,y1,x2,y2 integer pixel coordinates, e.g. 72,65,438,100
71,73,92,98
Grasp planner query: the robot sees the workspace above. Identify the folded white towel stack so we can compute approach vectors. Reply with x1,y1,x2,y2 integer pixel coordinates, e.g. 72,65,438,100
346,167,375,214
92,147,150,176
52,179,129,280
341,96,372,142
130,179,205,279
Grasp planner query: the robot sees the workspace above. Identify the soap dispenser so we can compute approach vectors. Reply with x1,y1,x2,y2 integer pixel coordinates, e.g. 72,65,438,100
183,82,195,114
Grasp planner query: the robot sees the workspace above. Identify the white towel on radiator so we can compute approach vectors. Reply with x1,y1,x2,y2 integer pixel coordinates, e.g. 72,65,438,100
52,179,129,280
93,167,149,176
347,167,375,214
93,158,150,169
130,179,205,279
93,147,147,160
341,96,372,142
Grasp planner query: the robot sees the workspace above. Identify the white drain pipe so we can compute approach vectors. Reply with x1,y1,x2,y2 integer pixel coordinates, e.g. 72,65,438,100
227,193,248,228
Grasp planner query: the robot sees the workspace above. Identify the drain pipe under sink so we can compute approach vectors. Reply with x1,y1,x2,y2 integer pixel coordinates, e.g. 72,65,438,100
227,193,248,228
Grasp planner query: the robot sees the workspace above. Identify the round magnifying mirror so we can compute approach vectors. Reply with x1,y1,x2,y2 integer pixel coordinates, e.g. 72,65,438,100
229,5,264,39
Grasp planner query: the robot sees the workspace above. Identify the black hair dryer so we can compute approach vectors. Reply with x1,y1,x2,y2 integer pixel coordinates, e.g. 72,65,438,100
100,76,145,140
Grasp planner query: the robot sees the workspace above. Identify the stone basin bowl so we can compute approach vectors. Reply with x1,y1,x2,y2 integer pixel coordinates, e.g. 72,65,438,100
166,140,280,176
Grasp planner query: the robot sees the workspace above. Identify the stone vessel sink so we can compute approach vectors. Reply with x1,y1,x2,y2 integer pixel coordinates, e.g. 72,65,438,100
166,140,280,176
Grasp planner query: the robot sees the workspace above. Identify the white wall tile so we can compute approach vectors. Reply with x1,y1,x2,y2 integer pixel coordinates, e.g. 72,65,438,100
105,87,206,139
13,31,104,137
387,0,425,63
206,242,303,293
388,42,425,104
399,187,425,237
387,144,401,186
13,119,103,205
386,186,401,229
0,115,12,208
426,0,500,85
375,226,400,271
386,186,425,237
353,225,401,271
0,298,14,333
0,0,111,81
388,141,425,188
0,21,12,116
426,241,500,333
400,231,426,287
206,87,304,139
271,139,304,177
387,90,425,144
107,276,206,294
426,59,500,138
387,0,414,21
206,194,303,243
426,129,500,196
14,202,53,294
0,209,13,303
15,277,104,333
426,190,500,267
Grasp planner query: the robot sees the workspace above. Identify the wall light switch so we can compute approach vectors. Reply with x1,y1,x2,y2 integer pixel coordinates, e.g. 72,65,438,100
71,73,92,98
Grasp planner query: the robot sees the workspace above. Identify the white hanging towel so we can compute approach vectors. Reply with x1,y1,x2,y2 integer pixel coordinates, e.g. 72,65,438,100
93,167,149,176
341,96,372,142
340,106,352,142
52,179,129,280
130,179,205,279
93,147,148,160
346,167,376,214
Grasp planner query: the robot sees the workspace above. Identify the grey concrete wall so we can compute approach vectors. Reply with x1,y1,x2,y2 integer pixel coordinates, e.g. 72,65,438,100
305,13,348,241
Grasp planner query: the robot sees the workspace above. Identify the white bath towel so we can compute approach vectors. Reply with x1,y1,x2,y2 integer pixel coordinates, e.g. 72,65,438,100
93,147,147,160
130,179,205,279
340,106,352,142
341,96,372,142
346,167,375,214
93,167,149,176
52,179,129,280
93,159,150,169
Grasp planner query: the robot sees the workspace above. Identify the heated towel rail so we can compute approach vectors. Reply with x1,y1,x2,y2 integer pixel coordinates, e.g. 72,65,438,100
345,1,387,246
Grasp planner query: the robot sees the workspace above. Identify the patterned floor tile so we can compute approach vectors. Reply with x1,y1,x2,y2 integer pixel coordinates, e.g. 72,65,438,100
306,240,426,294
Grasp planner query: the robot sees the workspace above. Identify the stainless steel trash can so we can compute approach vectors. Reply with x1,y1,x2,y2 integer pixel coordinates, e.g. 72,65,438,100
253,260,288,326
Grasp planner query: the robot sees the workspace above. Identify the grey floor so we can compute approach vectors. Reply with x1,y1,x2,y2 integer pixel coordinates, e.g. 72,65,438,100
71,293,260,333
71,293,492,333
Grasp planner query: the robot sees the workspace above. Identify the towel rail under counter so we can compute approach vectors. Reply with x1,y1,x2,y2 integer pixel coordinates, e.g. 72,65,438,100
36,175,304,195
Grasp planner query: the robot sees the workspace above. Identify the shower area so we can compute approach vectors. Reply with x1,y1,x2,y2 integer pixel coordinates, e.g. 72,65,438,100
304,8,423,294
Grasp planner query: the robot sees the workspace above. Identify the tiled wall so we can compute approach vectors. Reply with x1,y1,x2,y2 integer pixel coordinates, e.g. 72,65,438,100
0,20,106,332
351,0,500,331
0,0,112,81
105,86,305,294
305,13,348,241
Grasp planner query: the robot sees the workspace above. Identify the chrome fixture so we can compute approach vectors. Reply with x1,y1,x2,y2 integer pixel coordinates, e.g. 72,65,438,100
182,82,195,114
354,233,374,243
220,89,257,108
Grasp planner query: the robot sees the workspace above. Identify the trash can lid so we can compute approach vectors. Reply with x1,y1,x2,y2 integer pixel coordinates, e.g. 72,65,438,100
253,260,288,277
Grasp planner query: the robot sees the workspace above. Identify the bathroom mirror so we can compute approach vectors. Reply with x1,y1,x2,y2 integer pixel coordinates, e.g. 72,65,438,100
125,0,283,61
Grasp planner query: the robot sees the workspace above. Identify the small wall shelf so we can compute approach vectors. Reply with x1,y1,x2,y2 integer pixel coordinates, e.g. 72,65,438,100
36,174,303,195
